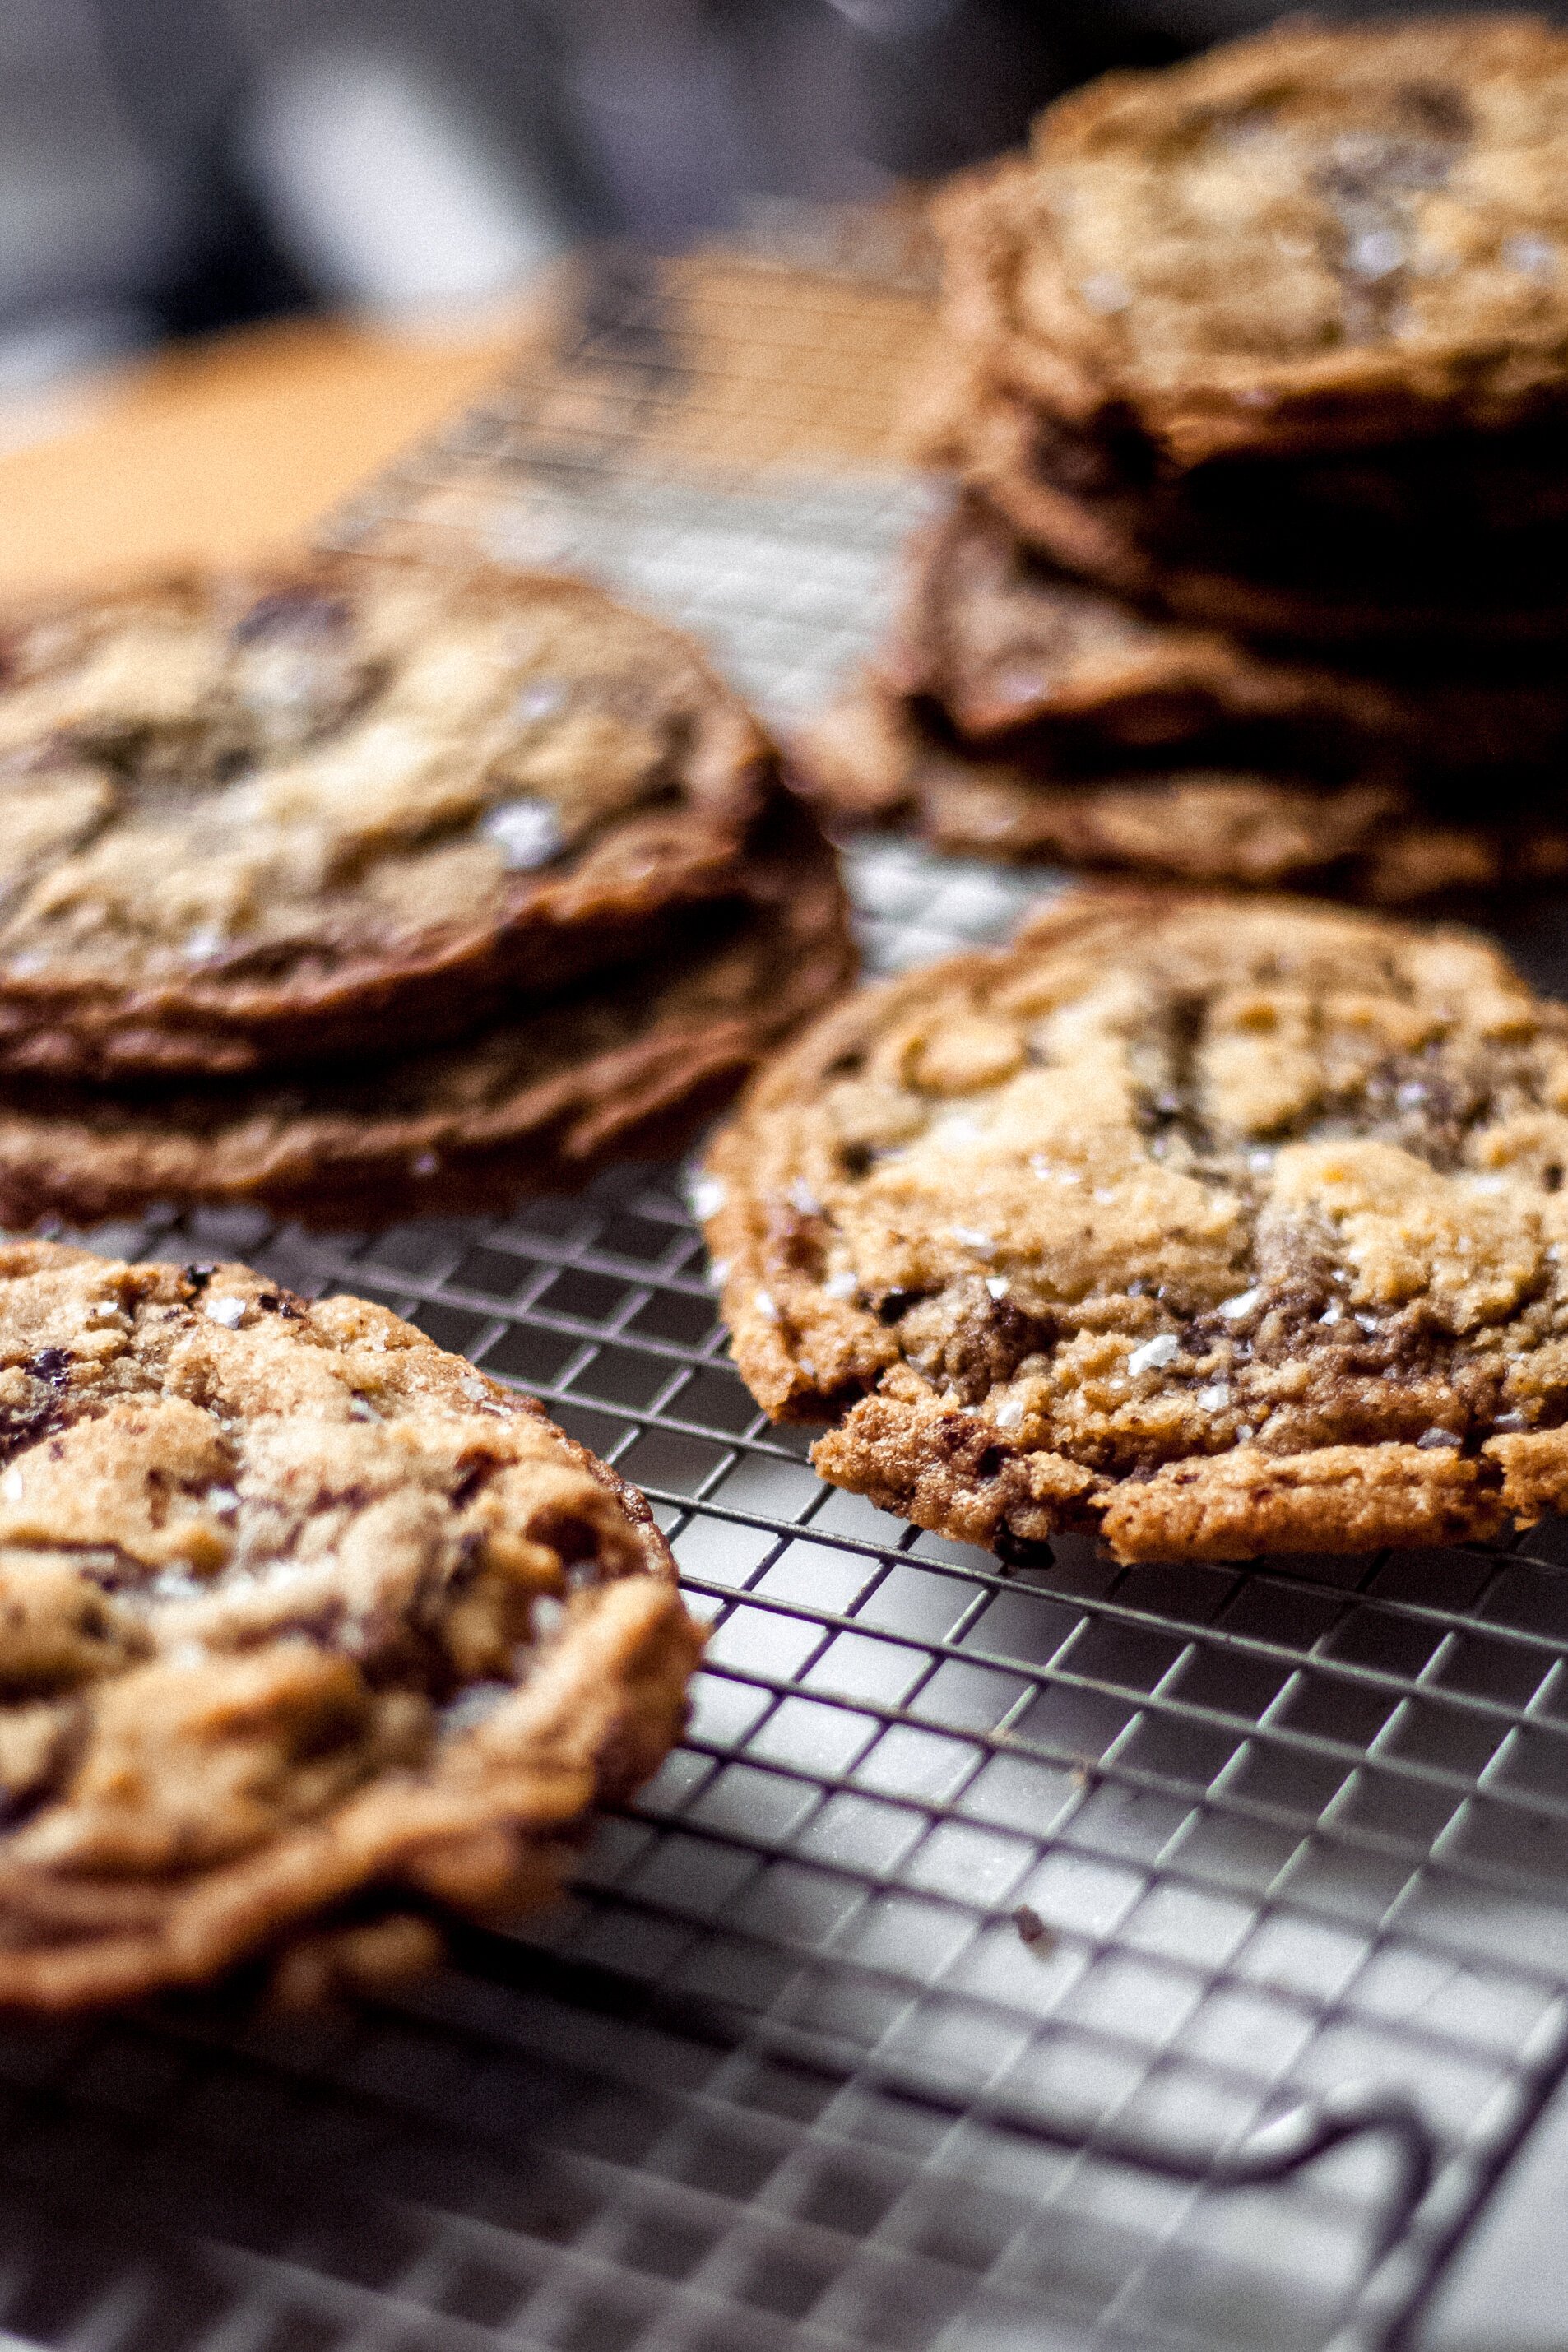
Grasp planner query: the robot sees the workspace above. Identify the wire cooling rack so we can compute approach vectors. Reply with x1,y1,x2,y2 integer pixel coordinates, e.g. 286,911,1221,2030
3,241,1568,2352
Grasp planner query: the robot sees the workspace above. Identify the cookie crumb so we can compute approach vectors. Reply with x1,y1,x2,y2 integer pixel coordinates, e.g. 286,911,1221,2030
1012,1904,1056,1954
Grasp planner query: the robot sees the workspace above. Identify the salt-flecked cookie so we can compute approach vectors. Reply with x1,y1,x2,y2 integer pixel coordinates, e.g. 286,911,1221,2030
941,18,1568,466
703,892,1568,1565
0,559,772,1079
798,680,1568,906
884,494,1568,772
0,1241,701,2011
940,371,1568,647
0,801,855,1229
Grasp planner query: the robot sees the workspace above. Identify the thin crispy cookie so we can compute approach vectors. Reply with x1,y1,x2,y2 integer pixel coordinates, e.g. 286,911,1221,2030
881,493,1568,768
937,18,1568,466
0,1242,701,2010
0,800,855,1229
703,891,1568,1564
0,558,773,1079
949,374,1568,647
796,678,1568,906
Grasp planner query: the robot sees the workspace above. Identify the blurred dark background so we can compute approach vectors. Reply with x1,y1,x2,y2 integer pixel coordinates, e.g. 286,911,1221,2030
4,0,1559,395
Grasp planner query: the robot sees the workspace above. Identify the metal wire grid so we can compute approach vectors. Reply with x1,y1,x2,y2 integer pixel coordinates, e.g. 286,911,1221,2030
0,249,1566,2352
2,1146,1566,2352
322,248,944,731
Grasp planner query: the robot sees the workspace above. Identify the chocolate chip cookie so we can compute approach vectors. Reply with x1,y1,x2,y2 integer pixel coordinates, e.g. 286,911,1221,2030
0,800,855,1228
941,19,1568,468
884,494,1568,770
945,371,1568,647
703,891,1568,1564
0,559,773,1079
799,680,1568,905
0,1241,701,2010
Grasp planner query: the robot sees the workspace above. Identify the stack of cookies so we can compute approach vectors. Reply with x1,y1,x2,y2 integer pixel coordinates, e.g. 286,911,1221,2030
0,555,854,1228
805,16,1568,905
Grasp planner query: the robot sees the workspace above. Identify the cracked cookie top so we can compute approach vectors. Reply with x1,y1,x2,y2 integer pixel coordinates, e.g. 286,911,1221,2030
0,559,772,1078
704,892,1568,1563
0,1241,699,2009
947,17,1568,463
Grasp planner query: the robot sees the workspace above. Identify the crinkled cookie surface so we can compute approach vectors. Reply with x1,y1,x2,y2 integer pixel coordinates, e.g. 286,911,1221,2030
951,16,1568,462
0,1241,699,2010
0,559,771,1077
705,893,1568,1563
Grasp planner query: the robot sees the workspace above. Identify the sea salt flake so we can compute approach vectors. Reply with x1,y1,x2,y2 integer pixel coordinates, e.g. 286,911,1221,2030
1348,226,1404,279
205,1297,247,1328
986,1276,1011,1299
531,1594,565,1640
1,1469,21,1503
151,1566,202,1601
1127,1333,1179,1376
481,796,564,870
686,1172,726,1222
787,1179,820,1216
1236,1422,1255,1441
1417,1427,1461,1450
1219,1288,1260,1320
1396,1081,1428,1108
994,665,1046,707
753,1288,780,1323
182,923,227,963
1319,1302,1342,1325
443,1682,512,1736
513,679,568,723
1197,1383,1230,1410
950,1226,995,1257
994,1398,1024,1429
1468,1174,1506,1195
1079,270,1132,313
823,1269,859,1299
1505,232,1556,280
